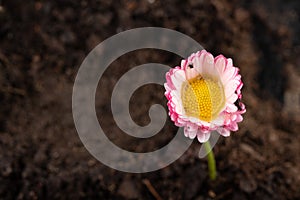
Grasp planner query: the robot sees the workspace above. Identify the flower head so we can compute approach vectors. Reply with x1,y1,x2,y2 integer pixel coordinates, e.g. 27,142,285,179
164,50,246,143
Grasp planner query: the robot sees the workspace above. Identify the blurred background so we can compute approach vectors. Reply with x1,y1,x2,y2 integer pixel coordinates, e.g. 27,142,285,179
0,0,299,199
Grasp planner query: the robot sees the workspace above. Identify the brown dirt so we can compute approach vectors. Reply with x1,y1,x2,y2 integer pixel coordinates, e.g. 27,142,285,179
0,0,300,199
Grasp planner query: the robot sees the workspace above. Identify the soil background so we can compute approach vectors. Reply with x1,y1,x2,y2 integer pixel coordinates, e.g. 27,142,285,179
1,0,300,199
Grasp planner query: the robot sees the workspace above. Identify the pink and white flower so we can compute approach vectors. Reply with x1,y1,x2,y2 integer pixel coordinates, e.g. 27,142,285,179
164,50,246,143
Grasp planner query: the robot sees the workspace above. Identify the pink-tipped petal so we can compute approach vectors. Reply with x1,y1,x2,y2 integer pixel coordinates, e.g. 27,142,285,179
230,114,237,121
181,59,188,70
228,122,238,131
226,58,233,68
236,115,243,122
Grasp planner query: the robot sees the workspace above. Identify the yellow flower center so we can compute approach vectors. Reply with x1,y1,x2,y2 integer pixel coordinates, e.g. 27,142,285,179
181,76,225,122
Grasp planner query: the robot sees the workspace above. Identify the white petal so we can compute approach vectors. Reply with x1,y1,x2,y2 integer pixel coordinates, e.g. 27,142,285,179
194,52,205,74
170,75,182,90
197,131,211,143
229,122,238,131
184,124,198,139
171,89,181,102
221,66,237,84
215,56,226,75
185,68,199,80
227,58,233,68
181,59,188,69
212,115,225,126
174,70,186,82
172,96,184,115
188,117,202,124
225,79,239,99
230,114,237,121
236,115,243,122
164,83,172,93
226,103,238,112
202,53,215,77
227,93,238,104
196,119,211,127
217,128,230,137
170,70,186,91
189,130,197,139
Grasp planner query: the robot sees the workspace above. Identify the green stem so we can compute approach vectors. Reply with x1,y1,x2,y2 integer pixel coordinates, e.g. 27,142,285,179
204,141,217,181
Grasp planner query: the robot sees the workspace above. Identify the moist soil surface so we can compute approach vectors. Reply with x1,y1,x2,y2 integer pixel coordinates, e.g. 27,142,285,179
1,0,300,199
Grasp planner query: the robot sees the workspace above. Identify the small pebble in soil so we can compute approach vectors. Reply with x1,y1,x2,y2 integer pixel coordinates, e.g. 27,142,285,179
239,177,258,193
117,179,140,199
208,190,216,198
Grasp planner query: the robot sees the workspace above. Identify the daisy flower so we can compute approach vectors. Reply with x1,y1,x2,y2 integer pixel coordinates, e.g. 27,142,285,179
164,50,246,143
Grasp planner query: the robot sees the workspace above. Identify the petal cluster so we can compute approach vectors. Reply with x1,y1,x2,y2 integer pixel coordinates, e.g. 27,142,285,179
164,50,246,143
